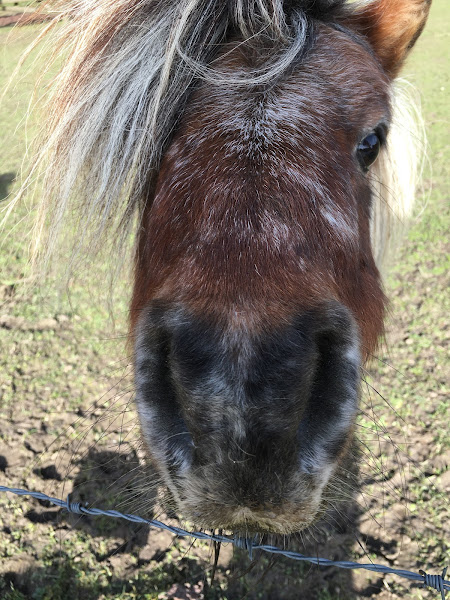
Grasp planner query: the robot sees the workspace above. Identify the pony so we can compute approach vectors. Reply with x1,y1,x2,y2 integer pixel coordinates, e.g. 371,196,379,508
9,0,430,536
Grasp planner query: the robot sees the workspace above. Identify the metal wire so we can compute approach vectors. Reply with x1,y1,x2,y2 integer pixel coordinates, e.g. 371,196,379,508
0,485,448,598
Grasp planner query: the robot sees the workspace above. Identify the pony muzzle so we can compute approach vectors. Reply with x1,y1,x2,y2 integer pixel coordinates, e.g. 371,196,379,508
134,301,361,532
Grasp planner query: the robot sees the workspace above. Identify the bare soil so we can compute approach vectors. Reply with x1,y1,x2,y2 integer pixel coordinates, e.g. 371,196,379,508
0,12,54,28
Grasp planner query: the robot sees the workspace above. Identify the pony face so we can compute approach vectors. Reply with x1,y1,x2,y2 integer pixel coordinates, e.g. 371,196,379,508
18,0,430,536
131,25,390,533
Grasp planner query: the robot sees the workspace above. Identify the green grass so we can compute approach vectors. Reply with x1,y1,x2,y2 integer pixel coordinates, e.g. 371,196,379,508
358,0,449,424
1,1,41,12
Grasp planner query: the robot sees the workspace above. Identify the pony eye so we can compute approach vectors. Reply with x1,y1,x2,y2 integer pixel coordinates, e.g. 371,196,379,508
356,131,381,171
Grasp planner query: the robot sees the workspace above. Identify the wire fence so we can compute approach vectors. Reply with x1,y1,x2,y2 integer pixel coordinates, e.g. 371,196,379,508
0,485,448,598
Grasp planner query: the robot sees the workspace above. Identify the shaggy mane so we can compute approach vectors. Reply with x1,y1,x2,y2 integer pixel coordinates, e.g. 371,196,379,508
370,79,426,268
2,0,424,277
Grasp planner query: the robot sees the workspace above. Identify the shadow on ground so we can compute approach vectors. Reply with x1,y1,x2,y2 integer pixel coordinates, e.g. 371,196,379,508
28,447,155,551
0,172,15,202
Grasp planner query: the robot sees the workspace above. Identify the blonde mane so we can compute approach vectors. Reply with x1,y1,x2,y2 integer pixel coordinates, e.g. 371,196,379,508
370,79,426,270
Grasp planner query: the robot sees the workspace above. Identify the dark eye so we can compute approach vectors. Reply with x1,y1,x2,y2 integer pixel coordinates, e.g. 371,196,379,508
356,131,381,171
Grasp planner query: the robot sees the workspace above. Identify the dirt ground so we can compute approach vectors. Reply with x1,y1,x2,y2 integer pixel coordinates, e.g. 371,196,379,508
0,1,53,28
0,4,449,600
0,14,54,28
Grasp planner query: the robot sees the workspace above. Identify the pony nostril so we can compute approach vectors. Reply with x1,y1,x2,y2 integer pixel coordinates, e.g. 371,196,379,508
296,305,361,471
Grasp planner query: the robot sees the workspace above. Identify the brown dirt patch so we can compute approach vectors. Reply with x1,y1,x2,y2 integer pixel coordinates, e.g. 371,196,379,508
0,12,54,28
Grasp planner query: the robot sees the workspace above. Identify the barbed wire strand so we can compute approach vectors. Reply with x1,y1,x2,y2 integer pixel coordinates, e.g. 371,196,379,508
0,485,448,598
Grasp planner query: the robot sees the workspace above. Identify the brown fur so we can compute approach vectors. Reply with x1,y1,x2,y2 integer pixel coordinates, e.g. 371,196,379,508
131,26,388,359
129,4,431,532
349,0,432,77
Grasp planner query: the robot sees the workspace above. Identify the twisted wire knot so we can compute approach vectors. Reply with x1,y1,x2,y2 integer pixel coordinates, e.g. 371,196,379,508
420,567,448,599
65,494,83,515
233,536,257,560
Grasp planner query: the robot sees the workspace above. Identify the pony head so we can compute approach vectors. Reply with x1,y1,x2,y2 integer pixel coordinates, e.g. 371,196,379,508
16,0,430,534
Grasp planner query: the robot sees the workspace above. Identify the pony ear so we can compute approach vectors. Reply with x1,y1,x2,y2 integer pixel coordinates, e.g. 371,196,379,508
347,0,432,77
